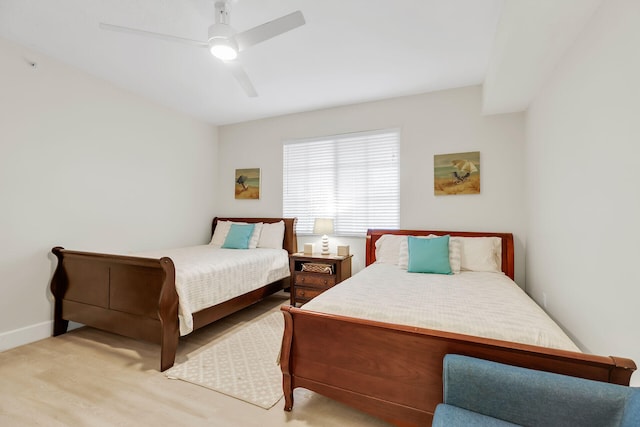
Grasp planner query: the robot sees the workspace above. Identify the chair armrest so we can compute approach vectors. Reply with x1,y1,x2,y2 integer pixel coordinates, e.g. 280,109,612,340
442,354,637,426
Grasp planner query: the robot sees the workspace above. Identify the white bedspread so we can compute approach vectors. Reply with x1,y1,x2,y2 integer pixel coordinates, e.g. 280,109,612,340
301,263,580,352
137,246,290,335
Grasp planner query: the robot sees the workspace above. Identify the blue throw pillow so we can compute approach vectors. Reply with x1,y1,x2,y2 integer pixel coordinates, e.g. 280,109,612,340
222,223,255,249
407,235,452,274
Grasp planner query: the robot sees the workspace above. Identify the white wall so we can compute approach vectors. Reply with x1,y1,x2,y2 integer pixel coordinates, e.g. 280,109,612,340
526,0,640,384
217,86,526,281
0,38,218,350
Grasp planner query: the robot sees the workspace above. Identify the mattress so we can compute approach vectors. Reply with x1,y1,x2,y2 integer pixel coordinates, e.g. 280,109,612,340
137,245,290,335
301,263,580,352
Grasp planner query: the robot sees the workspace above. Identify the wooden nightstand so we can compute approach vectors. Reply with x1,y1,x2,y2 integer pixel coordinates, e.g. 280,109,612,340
289,253,353,306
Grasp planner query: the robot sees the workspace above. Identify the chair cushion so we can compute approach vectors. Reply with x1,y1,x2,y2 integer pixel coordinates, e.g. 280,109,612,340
433,404,521,427
621,388,640,426
443,354,637,427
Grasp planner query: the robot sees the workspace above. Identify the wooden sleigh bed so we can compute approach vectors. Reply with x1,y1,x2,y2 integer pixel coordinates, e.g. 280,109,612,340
279,228,636,427
51,217,297,371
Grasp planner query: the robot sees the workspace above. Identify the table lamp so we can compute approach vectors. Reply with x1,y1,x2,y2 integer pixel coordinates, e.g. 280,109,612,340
313,218,334,255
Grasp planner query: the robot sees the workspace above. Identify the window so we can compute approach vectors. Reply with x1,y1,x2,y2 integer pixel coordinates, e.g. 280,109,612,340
283,129,400,236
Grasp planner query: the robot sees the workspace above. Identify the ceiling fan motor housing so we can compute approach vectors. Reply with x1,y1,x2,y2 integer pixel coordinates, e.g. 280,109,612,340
208,22,236,42
208,23,239,60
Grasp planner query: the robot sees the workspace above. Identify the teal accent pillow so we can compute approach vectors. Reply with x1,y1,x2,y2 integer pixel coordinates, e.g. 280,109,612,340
407,235,452,274
222,223,255,249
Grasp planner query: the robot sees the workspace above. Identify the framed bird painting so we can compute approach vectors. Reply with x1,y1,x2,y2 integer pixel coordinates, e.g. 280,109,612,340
434,151,480,195
235,168,260,199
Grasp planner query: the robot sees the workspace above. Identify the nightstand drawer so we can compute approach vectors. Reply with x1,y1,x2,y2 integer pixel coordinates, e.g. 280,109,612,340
289,252,352,306
294,287,324,301
294,273,336,289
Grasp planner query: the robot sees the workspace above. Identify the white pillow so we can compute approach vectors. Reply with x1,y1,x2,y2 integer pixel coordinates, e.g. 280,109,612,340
374,234,407,265
210,220,232,247
447,238,462,274
247,222,263,249
453,236,502,273
398,235,461,274
210,221,262,248
257,220,285,249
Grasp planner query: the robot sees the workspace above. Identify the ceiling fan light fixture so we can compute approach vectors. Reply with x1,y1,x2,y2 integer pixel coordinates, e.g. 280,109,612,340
210,39,238,60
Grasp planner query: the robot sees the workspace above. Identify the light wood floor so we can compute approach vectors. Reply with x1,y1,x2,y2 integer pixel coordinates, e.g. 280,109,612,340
0,291,392,426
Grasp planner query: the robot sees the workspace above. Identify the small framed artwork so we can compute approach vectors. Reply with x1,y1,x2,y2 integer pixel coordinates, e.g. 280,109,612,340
235,168,260,199
434,151,480,196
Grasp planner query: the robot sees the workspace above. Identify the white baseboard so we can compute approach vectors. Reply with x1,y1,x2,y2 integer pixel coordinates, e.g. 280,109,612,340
0,320,83,353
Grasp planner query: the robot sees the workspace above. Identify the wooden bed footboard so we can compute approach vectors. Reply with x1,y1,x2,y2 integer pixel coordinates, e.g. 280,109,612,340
280,305,636,427
51,247,179,371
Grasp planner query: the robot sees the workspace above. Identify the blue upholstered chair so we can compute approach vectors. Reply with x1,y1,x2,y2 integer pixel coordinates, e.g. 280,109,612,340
432,354,640,427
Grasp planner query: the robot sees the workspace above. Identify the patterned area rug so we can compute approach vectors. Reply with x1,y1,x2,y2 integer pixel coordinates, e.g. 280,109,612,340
165,312,284,409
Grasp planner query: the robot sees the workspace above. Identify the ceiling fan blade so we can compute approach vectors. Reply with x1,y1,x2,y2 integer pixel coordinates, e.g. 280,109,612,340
225,61,258,97
234,10,305,51
99,23,209,48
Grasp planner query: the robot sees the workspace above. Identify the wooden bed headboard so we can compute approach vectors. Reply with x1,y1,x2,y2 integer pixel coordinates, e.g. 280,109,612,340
366,229,515,280
212,217,298,255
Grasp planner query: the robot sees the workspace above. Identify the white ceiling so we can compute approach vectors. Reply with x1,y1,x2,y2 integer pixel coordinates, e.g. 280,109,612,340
483,0,603,115
0,0,601,125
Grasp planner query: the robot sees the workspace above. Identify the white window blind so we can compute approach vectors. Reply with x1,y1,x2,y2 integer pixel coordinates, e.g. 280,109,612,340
283,129,400,236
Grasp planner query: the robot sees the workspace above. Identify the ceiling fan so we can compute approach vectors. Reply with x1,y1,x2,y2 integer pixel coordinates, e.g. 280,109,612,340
99,1,305,97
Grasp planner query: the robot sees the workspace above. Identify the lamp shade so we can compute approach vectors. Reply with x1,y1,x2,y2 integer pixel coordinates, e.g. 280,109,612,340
313,218,334,235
